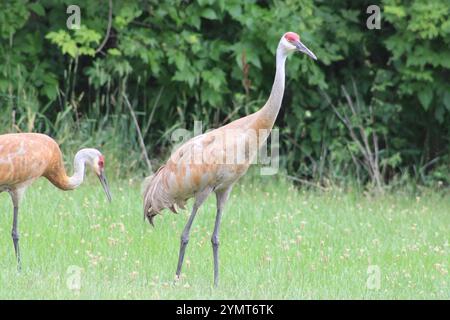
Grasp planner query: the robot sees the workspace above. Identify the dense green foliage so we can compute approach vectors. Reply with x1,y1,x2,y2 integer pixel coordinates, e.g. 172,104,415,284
0,0,449,186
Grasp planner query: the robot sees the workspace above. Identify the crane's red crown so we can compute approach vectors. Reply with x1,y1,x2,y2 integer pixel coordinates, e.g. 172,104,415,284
284,32,300,42
98,155,104,169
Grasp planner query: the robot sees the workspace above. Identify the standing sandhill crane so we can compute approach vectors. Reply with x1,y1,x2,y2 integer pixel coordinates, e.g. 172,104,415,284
0,133,112,269
143,32,317,286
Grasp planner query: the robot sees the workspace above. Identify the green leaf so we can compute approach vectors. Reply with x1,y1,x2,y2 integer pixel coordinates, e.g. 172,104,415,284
443,91,450,111
187,15,201,29
418,87,433,110
107,48,122,56
29,3,45,17
62,41,78,58
384,5,406,18
201,8,217,20
300,144,312,156
43,84,58,100
227,4,242,18
173,69,196,88
435,105,445,124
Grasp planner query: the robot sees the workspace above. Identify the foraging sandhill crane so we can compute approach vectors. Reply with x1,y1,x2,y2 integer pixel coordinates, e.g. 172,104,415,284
143,32,317,286
0,133,112,269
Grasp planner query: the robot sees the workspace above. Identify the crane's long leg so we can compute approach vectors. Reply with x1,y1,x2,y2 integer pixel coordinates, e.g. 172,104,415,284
12,205,21,270
211,186,232,287
175,187,212,281
9,189,24,271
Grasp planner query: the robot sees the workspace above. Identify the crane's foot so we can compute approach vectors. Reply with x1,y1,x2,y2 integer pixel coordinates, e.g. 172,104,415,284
173,274,181,285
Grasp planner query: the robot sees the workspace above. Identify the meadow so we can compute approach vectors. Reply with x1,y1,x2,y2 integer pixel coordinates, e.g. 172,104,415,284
0,173,448,299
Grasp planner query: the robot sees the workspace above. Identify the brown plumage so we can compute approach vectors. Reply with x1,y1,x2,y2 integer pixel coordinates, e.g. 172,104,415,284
143,113,261,225
143,32,317,286
0,133,112,269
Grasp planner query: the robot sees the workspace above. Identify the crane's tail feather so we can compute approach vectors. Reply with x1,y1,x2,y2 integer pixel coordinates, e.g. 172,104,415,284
143,165,181,226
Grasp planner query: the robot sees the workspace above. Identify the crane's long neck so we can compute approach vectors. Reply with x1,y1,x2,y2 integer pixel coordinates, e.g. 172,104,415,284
258,47,287,126
67,152,87,189
47,149,91,191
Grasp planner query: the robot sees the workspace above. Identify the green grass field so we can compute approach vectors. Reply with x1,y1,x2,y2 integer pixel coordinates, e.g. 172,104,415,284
0,175,448,299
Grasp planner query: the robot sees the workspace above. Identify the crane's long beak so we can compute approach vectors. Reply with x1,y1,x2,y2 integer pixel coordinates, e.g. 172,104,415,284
98,171,112,202
294,40,317,60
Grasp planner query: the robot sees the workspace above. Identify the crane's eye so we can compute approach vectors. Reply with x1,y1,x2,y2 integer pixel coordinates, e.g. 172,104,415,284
98,156,105,168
